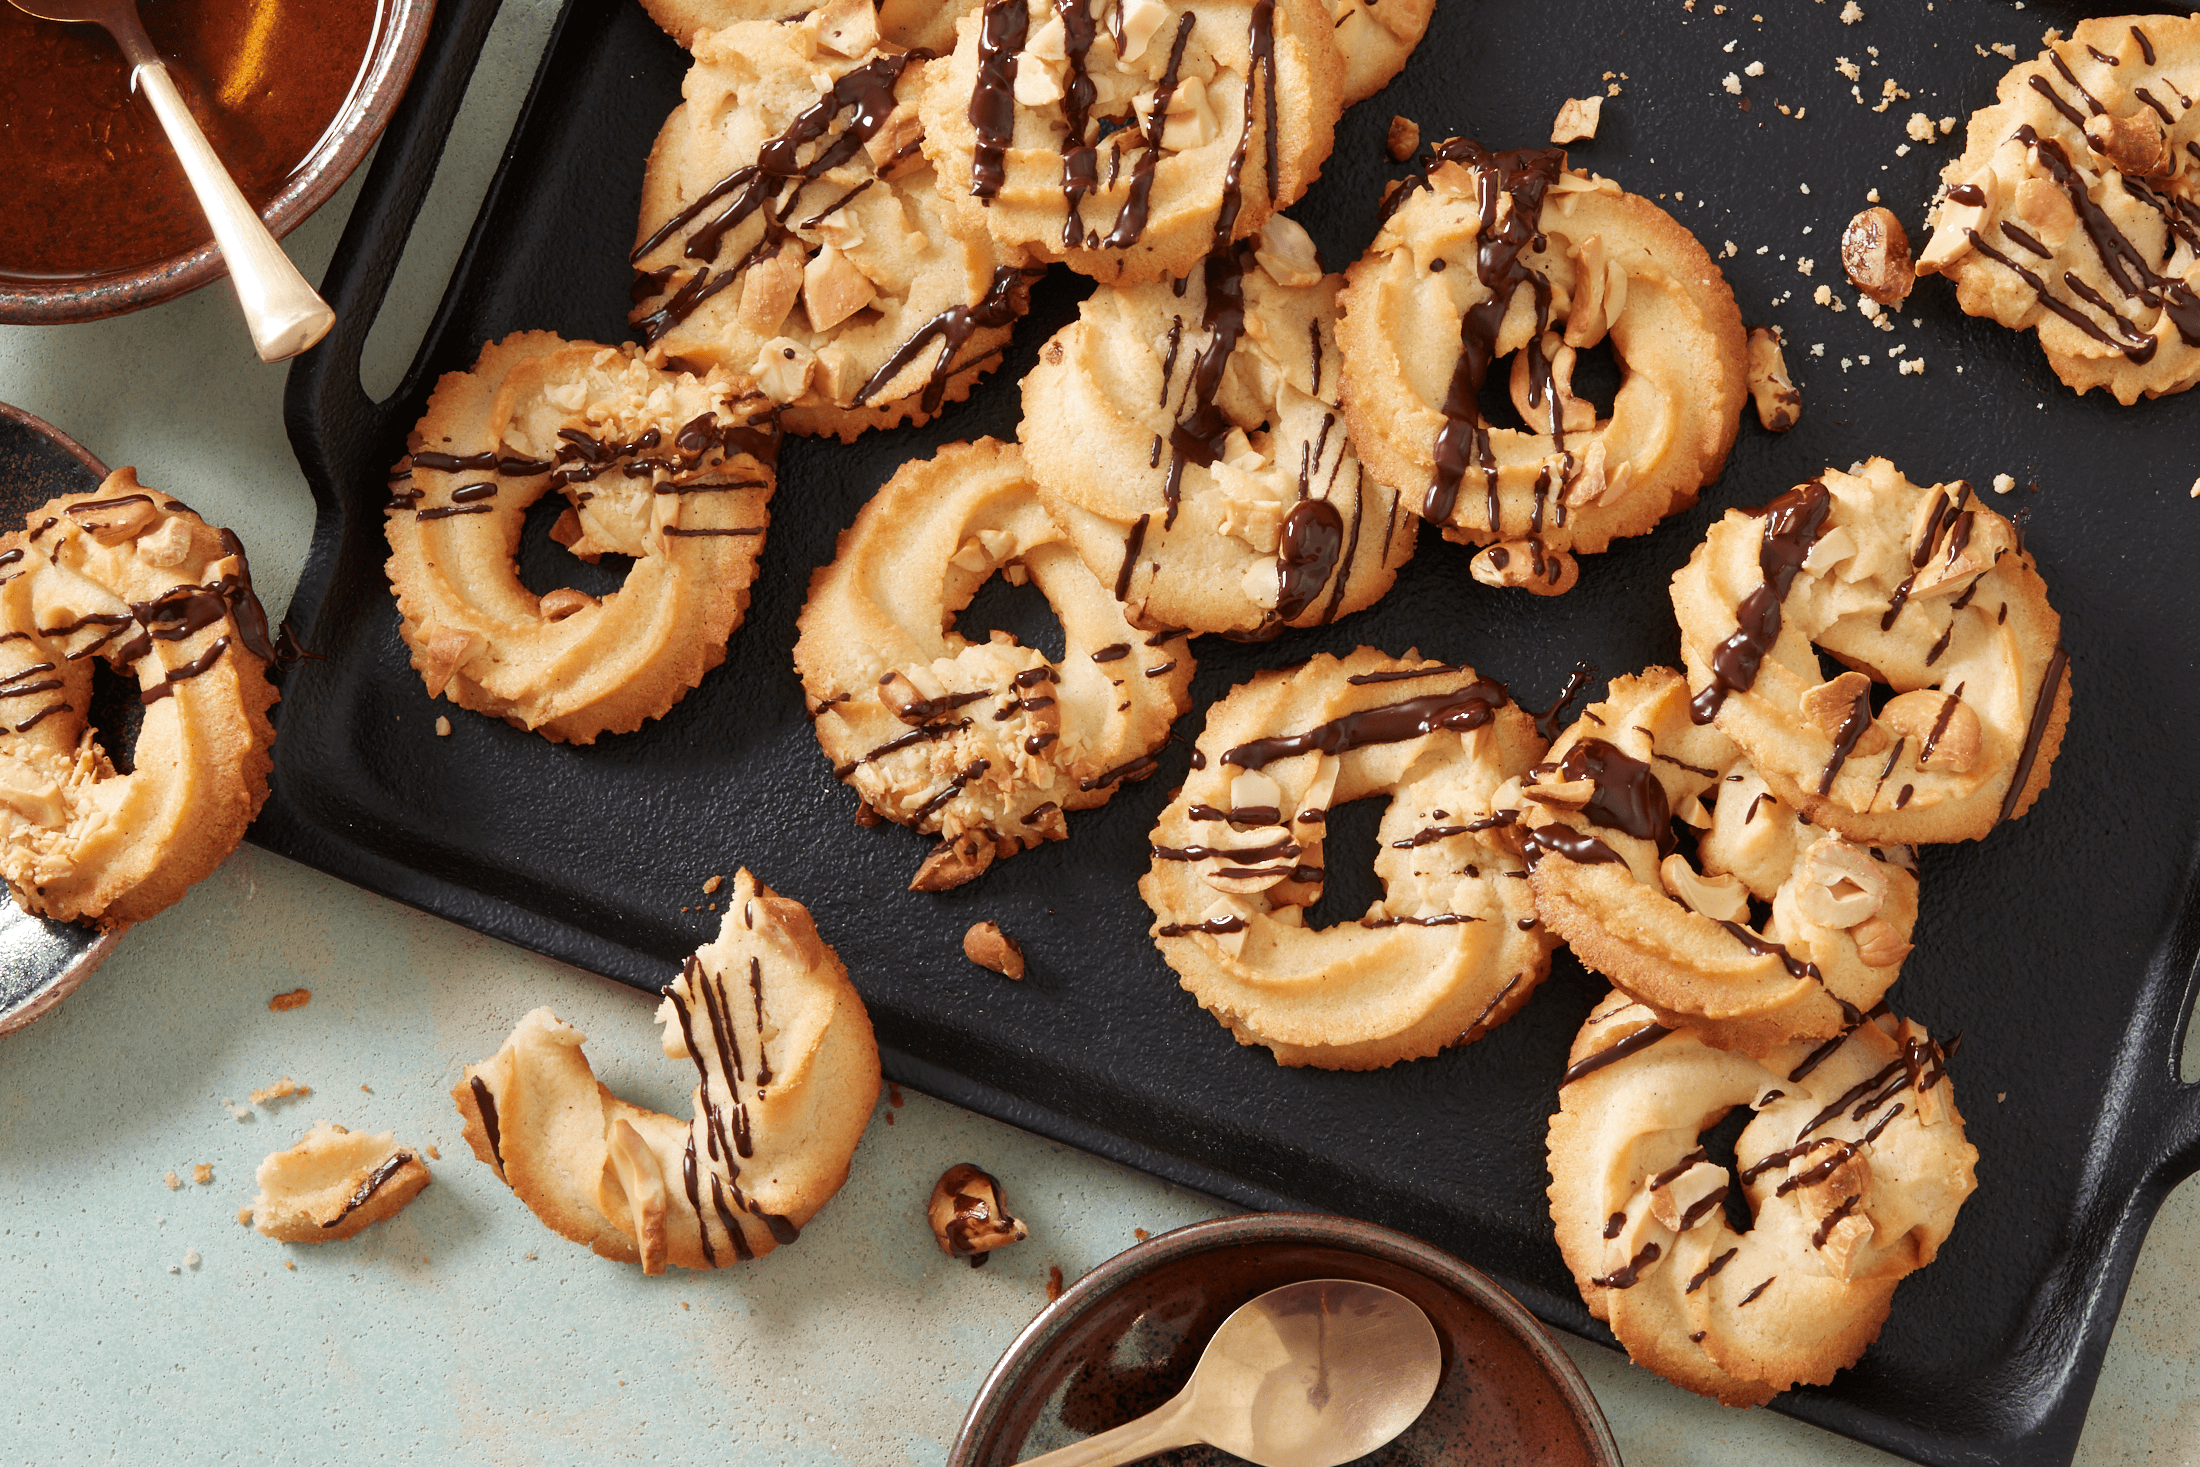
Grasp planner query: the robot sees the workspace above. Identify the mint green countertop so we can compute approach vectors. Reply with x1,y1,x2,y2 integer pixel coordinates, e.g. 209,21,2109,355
2,4,2195,1462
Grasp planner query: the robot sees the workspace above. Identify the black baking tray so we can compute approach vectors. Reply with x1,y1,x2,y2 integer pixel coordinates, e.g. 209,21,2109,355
266,1,2200,1462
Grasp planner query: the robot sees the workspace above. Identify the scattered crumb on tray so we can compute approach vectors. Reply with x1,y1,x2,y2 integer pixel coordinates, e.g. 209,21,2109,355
164,1171,182,1192
251,1077,311,1106
268,988,311,1012
193,1164,214,1185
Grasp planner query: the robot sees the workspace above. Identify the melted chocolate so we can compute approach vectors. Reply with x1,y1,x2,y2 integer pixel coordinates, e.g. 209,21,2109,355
1102,13,1196,248
1520,824,1624,867
469,1076,505,1172
1996,645,2067,827
1685,1246,1738,1293
853,266,1036,414
1554,738,1677,853
1274,498,1345,621
1532,662,1595,743
322,1151,415,1228
1157,242,1255,529
968,0,1029,200
1421,142,1566,528
1592,1241,1660,1289
1221,678,1509,770
1690,480,1832,723
1560,1018,1672,1085
1158,915,1248,936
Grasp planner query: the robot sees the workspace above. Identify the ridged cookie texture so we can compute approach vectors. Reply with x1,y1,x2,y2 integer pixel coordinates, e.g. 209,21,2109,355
796,439,1195,889
386,331,779,744
1672,459,2069,845
0,472,277,928
1339,140,1746,590
1506,668,1918,1058
453,871,880,1273
1549,991,1977,1406
918,0,1345,283
1142,648,1555,1069
1916,15,2200,403
630,5,1033,440
1021,216,1416,638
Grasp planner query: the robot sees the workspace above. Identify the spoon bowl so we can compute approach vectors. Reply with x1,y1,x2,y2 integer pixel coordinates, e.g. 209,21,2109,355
1015,1279,1441,1467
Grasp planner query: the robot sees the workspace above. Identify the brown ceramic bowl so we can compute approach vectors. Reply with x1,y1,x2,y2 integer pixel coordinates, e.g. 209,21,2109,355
951,1212,1622,1467
0,0,436,325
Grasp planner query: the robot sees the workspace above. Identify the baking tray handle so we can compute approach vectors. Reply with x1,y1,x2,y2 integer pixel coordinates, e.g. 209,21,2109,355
279,0,509,641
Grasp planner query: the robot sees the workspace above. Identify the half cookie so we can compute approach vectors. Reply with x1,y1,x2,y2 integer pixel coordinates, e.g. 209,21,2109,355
453,872,880,1271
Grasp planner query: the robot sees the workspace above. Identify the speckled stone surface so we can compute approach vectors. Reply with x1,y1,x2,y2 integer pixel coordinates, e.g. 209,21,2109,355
1,3,2197,1464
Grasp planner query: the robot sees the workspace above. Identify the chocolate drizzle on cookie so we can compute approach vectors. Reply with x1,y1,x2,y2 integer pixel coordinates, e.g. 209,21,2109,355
634,49,925,344
853,265,1036,414
968,0,1028,200
1102,13,1196,248
1415,141,1567,530
661,953,802,1261
1688,479,1832,724
1958,121,2200,361
1220,677,1510,770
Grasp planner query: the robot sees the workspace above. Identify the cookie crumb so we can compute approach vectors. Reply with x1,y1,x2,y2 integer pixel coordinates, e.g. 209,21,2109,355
963,921,1026,979
283,1259,296,1270
1991,42,2016,60
1385,114,1419,161
268,988,311,1011
193,1163,214,1185
1839,0,1861,21
237,1206,254,1226
889,1084,905,1108
250,1077,310,1106
1998,1092,2007,1102
164,1171,182,1191
1905,112,1936,143
1744,60,1764,77
426,1144,441,1160
222,1097,253,1121
183,1249,201,1269
1898,358,1925,375
2189,478,2200,500
1835,56,1860,81
1134,1228,1150,1240
435,716,452,737
1992,474,2018,496
1722,72,1742,95
1550,96,1602,144
1047,1264,1065,1301
702,873,723,894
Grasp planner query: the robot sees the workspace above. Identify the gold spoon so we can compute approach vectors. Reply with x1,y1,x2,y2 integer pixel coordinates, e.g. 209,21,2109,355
1015,1280,1444,1467
9,0,336,361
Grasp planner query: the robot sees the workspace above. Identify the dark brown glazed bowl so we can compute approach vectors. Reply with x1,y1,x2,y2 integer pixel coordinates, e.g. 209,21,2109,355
0,403,124,1036
951,1212,1623,1467
0,0,437,326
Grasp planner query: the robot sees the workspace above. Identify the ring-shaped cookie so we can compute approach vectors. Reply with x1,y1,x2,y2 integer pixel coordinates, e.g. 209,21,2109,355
1339,141,1746,585
1509,668,1918,1057
0,473,277,927
1549,991,1977,1405
386,331,780,745
1916,16,2200,404
631,10,1033,441
917,0,1345,283
1673,458,2070,845
795,438,1196,890
1021,218,1416,638
1142,648,1554,1069
454,871,880,1272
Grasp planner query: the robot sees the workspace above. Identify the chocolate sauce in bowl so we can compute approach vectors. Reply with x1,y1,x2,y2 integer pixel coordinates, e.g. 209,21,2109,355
973,1239,1605,1466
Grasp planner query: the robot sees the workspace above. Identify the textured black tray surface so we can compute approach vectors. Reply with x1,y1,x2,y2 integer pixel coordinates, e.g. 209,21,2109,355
269,1,2200,1463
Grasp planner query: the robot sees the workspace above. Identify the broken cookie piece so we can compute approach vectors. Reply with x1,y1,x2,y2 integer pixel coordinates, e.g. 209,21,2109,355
251,1122,431,1243
929,1162,1029,1267
1551,95,1603,144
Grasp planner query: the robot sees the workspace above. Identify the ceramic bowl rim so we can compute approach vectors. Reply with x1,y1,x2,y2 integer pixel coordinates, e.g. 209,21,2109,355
948,1210,1624,1467
0,0,438,325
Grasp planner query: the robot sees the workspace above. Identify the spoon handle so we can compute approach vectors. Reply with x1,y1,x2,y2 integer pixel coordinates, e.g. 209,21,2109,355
1011,1394,1196,1467
130,60,335,362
